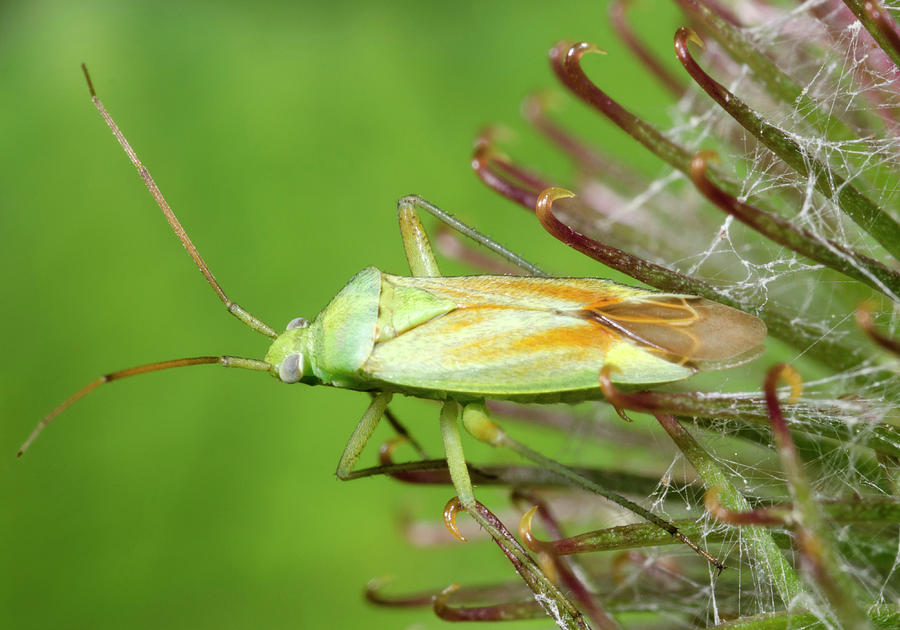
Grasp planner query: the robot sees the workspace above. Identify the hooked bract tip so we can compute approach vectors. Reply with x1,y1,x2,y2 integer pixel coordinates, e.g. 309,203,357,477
432,583,462,614
442,497,467,542
679,26,705,50
580,42,608,56
776,364,803,403
689,149,720,184
521,90,561,121
553,41,607,62
518,505,540,551
703,486,724,518
693,149,720,166
536,187,576,217
378,436,409,465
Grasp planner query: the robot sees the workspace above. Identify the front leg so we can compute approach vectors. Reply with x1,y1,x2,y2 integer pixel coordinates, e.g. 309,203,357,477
335,392,392,481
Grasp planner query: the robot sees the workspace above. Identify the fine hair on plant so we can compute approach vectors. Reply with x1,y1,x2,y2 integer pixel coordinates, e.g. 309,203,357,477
363,1,900,628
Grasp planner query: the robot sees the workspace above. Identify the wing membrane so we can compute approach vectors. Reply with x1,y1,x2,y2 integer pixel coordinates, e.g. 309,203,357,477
591,295,766,368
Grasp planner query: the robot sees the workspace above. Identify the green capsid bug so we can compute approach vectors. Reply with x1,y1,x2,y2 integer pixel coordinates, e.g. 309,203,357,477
22,67,767,581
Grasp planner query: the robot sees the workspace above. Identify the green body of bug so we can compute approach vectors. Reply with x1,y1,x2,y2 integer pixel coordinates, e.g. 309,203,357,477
22,69,767,611
264,267,765,404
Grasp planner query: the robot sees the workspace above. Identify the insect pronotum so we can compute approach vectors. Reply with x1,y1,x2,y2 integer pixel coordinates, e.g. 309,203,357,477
22,66,767,593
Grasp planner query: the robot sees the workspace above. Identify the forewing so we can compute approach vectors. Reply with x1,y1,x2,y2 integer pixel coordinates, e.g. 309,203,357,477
394,275,767,370
593,295,766,369
384,275,644,310
368,276,763,398
363,305,693,396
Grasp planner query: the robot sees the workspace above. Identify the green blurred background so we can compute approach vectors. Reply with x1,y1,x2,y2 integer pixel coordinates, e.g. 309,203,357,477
2,2,682,628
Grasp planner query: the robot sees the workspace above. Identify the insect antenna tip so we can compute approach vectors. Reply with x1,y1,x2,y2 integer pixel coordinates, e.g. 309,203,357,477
81,63,97,97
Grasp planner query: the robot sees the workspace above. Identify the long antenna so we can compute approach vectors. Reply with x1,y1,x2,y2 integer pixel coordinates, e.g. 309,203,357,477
18,356,271,456
81,64,277,339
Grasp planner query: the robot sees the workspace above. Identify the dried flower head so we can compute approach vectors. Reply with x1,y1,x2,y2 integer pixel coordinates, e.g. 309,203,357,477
367,2,900,628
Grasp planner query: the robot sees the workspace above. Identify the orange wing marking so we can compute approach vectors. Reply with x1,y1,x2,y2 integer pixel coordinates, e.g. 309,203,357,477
581,296,702,366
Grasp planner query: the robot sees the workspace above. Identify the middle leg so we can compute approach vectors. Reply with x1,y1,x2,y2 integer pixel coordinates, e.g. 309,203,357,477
439,400,588,629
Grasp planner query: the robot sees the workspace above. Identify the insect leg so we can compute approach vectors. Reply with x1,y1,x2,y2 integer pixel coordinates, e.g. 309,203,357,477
439,401,588,627
396,196,588,620
461,403,724,571
438,401,474,508
335,392,392,480
396,195,549,276
397,197,441,277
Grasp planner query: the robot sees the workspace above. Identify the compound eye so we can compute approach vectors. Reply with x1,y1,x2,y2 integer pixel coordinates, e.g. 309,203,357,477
286,317,309,331
278,352,303,384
